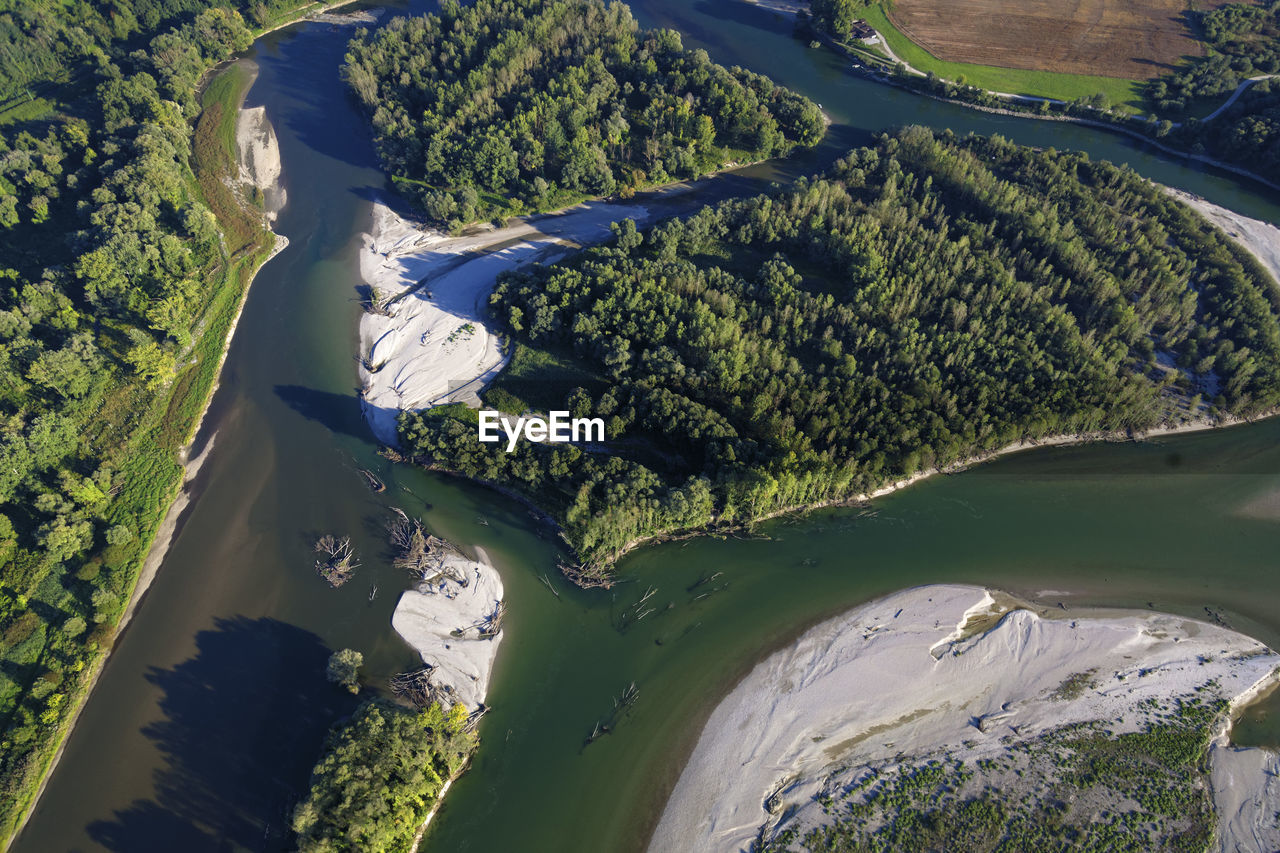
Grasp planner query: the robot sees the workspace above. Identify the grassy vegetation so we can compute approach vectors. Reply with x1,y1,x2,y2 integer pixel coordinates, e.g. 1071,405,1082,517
772,697,1226,852
193,63,261,254
0,95,56,127
861,4,1145,110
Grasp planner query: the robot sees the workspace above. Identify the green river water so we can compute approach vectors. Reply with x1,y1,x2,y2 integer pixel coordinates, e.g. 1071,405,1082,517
11,1,1280,851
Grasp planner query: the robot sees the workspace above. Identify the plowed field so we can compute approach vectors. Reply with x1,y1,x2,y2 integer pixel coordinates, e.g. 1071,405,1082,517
887,0,1231,80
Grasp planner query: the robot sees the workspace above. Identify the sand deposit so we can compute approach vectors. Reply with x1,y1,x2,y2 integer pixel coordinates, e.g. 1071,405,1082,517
358,199,665,444
1167,188,1280,289
391,547,504,710
235,105,286,220
1210,741,1280,852
649,584,1280,852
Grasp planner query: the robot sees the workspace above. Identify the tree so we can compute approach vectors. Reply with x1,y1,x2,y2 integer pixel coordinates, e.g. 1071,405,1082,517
326,648,363,694
342,0,822,226
26,334,101,399
403,128,1280,582
292,700,476,851
123,332,176,388
811,0,860,39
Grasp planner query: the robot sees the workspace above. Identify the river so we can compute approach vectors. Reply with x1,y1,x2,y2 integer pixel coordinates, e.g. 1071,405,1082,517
11,1,1280,851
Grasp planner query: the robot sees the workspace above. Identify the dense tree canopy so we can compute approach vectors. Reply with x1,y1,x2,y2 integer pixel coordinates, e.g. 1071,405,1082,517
0,0,306,105
292,700,477,853
402,128,1280,582
1147,1,1280,113
343,0,824,227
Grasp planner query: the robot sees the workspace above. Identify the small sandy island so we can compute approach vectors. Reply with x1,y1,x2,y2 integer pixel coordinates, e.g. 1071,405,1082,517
650,584,1280,852
391,546,504,710
236,104,287,222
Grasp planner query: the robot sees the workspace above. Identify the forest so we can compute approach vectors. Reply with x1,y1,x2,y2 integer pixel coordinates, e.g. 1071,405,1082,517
292,699,477,853
0,0,315,842
342,0,824,227
1151,1,1280,183
401,128,1280,584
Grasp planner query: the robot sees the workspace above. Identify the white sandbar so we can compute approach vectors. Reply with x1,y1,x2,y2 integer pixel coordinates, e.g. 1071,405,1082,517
649,584,1280,852
358,199,661,444
390,547,504,710
1167,188,1280,288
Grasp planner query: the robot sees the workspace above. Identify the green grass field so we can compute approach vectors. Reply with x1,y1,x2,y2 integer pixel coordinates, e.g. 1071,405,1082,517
861,4,1146,112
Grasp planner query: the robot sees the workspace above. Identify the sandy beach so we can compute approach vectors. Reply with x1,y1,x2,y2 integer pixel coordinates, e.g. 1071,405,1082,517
357,198,676,443
1166,188,1280,288
236,104,287,221
391,546,505,710
649,584,1280,852
359,178,764,443
1210,741,1280,853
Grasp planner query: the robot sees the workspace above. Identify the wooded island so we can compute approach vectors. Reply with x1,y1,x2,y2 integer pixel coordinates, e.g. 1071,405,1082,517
343,0,825,227
402,128,1280,583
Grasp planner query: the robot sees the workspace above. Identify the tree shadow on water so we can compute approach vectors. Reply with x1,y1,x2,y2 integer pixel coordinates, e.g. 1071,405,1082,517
87,616,358,852
274,384,376,442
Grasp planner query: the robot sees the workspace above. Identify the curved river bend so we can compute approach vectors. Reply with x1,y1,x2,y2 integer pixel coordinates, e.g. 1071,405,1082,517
12,1,1280,851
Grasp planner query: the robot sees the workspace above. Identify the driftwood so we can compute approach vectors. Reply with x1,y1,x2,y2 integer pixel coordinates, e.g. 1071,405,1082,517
477,600,506,639
584,681,639,747
314,535,359,587
388,509,470,585
365,286,394,316
560,560,614,590
616,585,658,631
464,706,487,733
358,353,386,374
450,600,506,640
390,665,455,709
538,573,561,599
358,468,385,493
686,572,723,593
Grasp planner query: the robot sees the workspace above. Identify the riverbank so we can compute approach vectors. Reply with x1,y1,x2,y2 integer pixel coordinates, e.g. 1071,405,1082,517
574,406,1278,583
122,69,290,651
359,188,699,443
781,3,1280,194
649,584,1280,851
1,64,290,850
374,97,1280,585
539,177,1280,576
1168,188,1280,286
